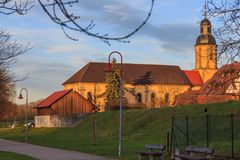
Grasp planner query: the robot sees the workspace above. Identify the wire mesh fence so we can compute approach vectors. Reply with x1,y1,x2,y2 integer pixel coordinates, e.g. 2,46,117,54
0,121,12,128
171,114,240,158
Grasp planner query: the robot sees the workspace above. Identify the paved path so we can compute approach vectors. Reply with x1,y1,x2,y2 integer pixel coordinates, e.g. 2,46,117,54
0,138,108,160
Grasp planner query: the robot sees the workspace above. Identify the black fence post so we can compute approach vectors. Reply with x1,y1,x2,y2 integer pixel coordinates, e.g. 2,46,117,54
206,114,209,148
166,131,170,153
186,115,189,146
209,115,211,143
231,113,234,158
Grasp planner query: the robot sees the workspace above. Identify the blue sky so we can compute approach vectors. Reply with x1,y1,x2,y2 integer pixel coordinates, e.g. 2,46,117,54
1,0,210,103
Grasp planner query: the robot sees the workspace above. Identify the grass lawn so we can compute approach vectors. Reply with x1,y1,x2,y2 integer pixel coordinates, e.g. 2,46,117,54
0,151,37,160
0,101,239,160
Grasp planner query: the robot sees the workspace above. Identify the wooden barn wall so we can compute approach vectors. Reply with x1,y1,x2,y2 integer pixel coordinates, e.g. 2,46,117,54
37,108,52,116
51,92,93,116
36,91,94,116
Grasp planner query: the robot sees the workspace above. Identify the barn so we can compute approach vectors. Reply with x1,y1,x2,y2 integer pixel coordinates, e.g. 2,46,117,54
34,89,94,127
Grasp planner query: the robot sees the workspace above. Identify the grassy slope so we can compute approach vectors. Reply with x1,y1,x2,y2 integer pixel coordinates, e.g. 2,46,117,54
0,101,239,160
0,151,37,160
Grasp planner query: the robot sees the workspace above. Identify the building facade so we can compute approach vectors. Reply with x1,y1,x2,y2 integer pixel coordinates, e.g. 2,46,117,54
62,10,218,111
63,63,193,111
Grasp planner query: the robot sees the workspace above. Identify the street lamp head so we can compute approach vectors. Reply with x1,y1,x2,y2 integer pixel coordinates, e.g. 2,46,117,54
18,93,23,100
104,62,112,73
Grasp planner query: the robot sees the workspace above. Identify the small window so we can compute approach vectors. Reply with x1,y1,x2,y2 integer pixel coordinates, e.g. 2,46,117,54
208,27,211,33
87,92,92,102
151,93,155,101
201,27,203,33
165,93,169,104
136,93,142,103
151,93,156,107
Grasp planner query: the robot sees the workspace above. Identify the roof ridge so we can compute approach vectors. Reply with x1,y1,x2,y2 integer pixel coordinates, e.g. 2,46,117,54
50,89,72,106
35,89,72,108
88,61,180,67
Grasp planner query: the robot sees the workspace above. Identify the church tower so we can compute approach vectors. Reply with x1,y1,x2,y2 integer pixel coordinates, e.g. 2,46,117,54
195,1,217,82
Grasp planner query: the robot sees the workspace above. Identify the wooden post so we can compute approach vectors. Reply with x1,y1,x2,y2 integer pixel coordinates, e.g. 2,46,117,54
170,116,174,157
166,132,170,153
231,113,234,158
206,114,209,148
186,115,189,146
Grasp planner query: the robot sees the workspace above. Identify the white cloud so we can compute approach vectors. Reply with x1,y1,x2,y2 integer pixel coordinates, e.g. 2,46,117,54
103,4,129,21
47,45,81,54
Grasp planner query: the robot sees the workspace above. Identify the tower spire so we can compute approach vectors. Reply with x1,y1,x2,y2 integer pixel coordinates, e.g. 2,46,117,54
204,0,207,18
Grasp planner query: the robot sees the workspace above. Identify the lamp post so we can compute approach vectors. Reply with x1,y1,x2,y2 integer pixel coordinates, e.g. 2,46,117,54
18,88,28,143
104,51,123,158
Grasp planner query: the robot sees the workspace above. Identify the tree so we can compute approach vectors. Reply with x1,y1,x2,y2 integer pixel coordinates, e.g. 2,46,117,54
105,58,124,109
0,66,13,104
208,0,240,62
0,30,30,67
0,30,30,105
1,0,155,44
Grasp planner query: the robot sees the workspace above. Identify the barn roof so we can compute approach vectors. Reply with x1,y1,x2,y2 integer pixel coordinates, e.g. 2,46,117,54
183,70,203,86
63,62,191,85
35,89,72,108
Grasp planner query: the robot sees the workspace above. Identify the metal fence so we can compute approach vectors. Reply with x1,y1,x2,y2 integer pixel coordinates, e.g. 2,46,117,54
170,114,240,158
0,121,12,128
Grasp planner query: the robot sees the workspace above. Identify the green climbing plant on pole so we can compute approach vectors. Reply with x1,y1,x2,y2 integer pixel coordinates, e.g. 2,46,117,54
105,58,125,110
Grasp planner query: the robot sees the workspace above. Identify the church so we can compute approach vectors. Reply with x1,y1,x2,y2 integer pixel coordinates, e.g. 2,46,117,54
62,10,218,111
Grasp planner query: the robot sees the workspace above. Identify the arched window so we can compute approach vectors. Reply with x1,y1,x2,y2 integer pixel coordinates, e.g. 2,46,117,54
165,93,169,104
208,27,211,33
87,92,92,102
136,93,142,103
151,93,156,107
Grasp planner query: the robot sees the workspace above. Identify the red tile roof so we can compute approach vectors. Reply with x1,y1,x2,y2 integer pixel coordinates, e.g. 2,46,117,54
35,89,72,108
200,62,240,95
63,62,191,85
183,70,203,86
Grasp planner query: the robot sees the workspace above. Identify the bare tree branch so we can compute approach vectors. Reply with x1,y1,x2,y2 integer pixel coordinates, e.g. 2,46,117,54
208,0,240,62
0,29,31,103
37,0,155,45
0,0,34,15
0,29,31,67
0,0,154,44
